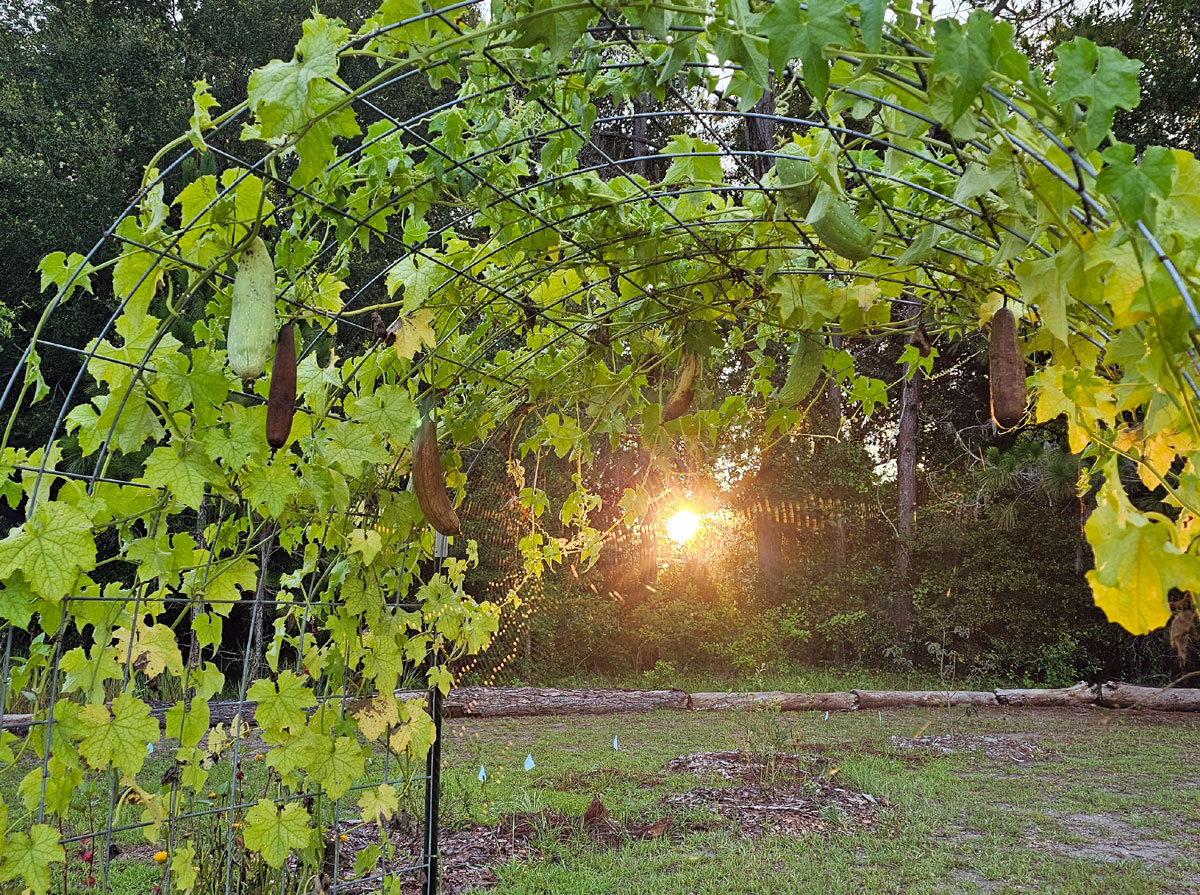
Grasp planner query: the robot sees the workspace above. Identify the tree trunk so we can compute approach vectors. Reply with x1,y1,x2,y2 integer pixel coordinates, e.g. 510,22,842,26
631,95,650,179
754,507,783,604
894,299,924,627
745,89,775,180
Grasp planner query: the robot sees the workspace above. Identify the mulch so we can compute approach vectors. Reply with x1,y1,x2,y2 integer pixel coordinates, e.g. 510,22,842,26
329,749,886,892
888,733,1049,763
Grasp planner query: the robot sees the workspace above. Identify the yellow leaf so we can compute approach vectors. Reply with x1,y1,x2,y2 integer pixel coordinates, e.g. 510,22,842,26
389,309,436,360
352,695,399,742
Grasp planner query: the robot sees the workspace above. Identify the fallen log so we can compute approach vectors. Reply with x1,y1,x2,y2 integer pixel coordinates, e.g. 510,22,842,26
9,681,1199,733
994,682,1096,707
449,686,690,717
1098,682,1200,711
853,690,998,709
689,691,856,712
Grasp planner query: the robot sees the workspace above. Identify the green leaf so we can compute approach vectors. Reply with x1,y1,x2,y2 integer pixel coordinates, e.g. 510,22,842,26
0,571,36,629
510,0,596,60
78,691,160,775
246,15,359,185
1095,143,1175,223
762,0,852,103
349,385,419,446
248,670,315,735
357,784,398,825
660,135,724,186
709,0,769,89
292,79,362,186
0,501,96,602
139,442,226,510
126,531,199,589
164,698,211,750
204,403,267,471
243,799,312,868
305,735,365,800
1051,37,1142,153
347,529,383,566
38,251,95,301
246,454,301,518
858,0,885,54
931,10,994,124
195,553,256,616
248,14,346,138
60,644,122,703
1015,255,1068,345
385,255,447,311
186,80,220,152
323,421,390,476
157,346,230,426
171,843,199,892
0,824,65,894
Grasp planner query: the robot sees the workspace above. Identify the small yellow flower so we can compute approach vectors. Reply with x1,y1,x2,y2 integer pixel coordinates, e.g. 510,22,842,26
254,753,264,760
338,834,348,843
232,822,241,830
153,851,168,863
207,792,217,798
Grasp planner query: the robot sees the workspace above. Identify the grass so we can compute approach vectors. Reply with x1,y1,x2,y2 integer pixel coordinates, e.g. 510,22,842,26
439,705,1200,894
10,694,1200,894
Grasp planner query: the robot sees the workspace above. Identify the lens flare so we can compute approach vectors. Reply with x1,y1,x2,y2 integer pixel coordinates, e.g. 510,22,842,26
665,509,702,544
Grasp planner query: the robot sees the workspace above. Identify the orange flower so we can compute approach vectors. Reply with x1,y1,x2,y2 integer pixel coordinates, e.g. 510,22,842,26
153,851,168,863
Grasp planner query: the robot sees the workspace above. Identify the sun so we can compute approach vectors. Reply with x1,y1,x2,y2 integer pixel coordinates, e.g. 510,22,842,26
665,509,702,544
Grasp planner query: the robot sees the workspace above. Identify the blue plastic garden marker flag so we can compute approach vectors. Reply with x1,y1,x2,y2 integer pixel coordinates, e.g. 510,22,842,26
612,735,619,751
478,765,487,782
524,754,535,771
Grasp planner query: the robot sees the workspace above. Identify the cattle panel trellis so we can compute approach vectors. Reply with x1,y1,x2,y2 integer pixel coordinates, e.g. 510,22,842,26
1,1,1198,893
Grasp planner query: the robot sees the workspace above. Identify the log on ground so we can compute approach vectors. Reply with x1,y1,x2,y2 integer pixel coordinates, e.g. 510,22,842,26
994,682,1096,707
450,687,690,717
689,691,856,712
853,690,998,709
1098,682,1200,711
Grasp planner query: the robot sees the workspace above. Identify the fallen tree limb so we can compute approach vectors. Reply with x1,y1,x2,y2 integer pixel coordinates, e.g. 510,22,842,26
1098,681,1200,711
449,686,690,716
853,690,998,709
689,691,855,712
6,681,1198,733
994,683,1096,707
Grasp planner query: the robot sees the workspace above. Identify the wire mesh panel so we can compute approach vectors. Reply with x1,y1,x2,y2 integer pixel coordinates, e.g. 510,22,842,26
1,1,1198,893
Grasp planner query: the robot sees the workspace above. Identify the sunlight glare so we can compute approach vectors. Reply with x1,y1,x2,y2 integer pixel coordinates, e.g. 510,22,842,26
665,509,702,544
